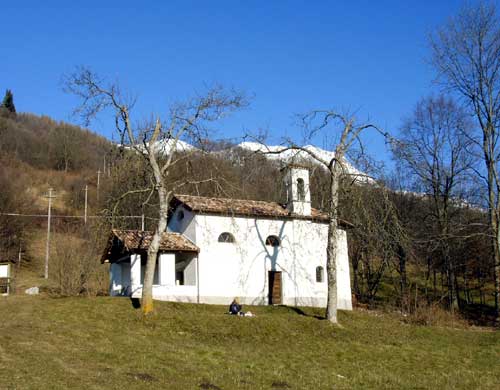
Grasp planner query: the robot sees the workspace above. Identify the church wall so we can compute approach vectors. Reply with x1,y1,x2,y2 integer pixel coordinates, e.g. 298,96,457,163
189,213,352,309
168,206,196,241
108,210,352,309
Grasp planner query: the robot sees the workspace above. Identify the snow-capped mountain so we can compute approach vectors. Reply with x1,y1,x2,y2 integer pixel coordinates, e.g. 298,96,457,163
126,139,197,155
237,142,372,182
128,138,371,182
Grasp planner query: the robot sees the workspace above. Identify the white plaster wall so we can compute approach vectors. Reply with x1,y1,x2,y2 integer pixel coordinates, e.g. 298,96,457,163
128,252,199,302
109,260,132,296
168,206,196,241
113,207,352,310
336,229,353,310
130,254,141,296
0,264,10,278
183,257,197,286
110,263,122,296
159,253,175,286
191,213,352,309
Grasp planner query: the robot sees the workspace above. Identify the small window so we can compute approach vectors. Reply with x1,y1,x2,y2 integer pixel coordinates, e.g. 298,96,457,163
316,266,324,283
265,235,280,247
297,178,305,201
177,210,184,221
218,232,235,243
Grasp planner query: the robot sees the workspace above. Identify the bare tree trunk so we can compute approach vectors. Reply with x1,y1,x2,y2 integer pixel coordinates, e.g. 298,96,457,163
398,244,407,310
485,144,500,322
141,188,169,316
141,222,168,315
352,253,360,300
325,167,339,323
494,216,500,323
141,120,169,316
444,246,458,313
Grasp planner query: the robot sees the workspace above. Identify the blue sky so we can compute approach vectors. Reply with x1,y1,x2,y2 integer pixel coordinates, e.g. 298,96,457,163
1,1,468,165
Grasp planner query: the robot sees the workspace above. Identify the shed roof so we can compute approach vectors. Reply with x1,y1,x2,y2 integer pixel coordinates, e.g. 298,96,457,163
171,194,352,228
101,229,199,263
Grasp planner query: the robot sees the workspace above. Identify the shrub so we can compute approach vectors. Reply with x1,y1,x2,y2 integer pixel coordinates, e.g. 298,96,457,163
403,302,469,328
51,225,109,296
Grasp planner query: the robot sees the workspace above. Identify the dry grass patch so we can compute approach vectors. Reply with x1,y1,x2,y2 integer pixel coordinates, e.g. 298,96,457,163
0,296,498,389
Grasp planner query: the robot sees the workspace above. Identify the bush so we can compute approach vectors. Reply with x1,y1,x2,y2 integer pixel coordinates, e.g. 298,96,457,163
51,225,109,296
403,302,469,328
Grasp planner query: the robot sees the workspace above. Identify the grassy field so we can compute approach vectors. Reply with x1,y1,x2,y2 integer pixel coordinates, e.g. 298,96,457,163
0,297,498,390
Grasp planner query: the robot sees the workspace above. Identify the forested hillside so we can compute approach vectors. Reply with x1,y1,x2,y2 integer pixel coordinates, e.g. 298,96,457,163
0,108,113,270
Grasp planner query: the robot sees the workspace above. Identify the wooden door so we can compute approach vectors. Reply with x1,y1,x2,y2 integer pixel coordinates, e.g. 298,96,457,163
268,271,282,305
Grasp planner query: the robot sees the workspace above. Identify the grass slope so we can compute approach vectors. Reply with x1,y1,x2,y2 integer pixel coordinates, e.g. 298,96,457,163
0,297,498,390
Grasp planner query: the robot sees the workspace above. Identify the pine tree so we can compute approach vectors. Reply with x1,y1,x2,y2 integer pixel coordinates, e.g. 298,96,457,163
1,89,16,113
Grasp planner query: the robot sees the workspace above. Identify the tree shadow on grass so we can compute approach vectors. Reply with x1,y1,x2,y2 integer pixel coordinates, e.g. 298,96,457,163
460,302,497,327
130,297,141,309
279,305,325,320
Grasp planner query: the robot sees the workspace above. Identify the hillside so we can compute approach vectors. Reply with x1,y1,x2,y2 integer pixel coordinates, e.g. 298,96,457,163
0,111,112,173
0,296,498,390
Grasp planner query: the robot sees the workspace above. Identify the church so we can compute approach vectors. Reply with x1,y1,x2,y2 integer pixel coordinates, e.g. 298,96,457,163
102,166,353,310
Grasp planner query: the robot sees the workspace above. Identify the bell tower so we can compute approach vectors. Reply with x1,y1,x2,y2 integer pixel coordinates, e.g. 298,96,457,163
284,165,311,216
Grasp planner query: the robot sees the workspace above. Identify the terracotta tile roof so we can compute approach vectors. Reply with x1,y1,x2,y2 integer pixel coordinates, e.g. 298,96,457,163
171,194,352,227
102,229,199,262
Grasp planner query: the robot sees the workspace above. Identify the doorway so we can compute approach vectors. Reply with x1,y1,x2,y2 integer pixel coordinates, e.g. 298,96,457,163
268,271,282,305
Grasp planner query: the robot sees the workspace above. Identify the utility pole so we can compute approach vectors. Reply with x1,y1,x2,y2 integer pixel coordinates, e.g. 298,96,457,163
141,214,145,231
97,169,101,203
18,244,22,270
84,184,88,224
44,188,55,279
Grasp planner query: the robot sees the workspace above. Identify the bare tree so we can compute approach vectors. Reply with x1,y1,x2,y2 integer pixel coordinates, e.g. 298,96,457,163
344,183,410,308
65,67,246,316
430,2,500,321
260,111,382,324
393,95,474,312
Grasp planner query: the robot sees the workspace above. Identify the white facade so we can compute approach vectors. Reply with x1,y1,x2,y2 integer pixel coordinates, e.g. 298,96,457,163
0,263,11,296
0,263,10,279
108,167,352,310
109,209,352,310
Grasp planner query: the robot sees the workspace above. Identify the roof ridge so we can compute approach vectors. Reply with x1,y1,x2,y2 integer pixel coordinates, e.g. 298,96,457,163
174,193,284,205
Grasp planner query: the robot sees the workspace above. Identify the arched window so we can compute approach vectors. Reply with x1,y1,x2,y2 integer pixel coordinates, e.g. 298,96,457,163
265,235,280,247
218,232,235,243
316,266,324,283
297,178,305,201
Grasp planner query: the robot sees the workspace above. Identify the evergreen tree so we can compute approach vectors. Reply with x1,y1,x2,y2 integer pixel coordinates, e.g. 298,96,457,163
1,89,16,113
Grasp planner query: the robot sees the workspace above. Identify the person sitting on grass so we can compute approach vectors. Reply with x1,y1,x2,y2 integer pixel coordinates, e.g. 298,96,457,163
229,298,244,315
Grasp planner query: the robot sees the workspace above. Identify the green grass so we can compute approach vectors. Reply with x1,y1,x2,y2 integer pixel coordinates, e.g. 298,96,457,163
0,297,498,389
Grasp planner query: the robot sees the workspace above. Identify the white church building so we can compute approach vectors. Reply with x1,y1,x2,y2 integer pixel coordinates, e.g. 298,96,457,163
102,166,353,310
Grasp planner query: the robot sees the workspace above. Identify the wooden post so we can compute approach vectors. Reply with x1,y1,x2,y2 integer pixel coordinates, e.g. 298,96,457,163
141,214,145,231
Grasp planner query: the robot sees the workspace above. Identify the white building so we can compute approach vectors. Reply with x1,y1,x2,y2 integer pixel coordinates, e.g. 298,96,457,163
103,166,352,310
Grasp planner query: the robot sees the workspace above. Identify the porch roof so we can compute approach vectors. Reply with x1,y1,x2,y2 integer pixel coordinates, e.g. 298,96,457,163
101,229,199,263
